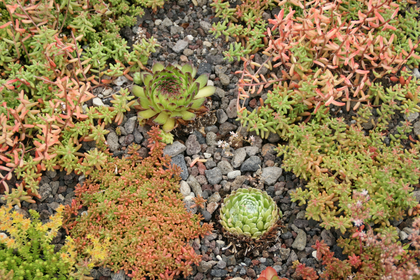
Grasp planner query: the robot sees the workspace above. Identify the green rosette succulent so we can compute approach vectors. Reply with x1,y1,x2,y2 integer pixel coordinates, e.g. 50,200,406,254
220,188,281,239
132,62,216,132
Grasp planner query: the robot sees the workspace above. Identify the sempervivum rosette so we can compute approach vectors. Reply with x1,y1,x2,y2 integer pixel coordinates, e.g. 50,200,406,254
132,62,216,132
220,188,281,239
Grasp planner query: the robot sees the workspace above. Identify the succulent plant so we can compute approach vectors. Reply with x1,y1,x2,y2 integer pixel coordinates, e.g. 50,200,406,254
132,62,216,132
220,188,281,239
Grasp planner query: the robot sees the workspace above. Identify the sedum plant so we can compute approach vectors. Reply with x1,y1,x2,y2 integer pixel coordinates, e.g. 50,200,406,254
132,62,216,132
63,127,213,280
220,188,281,239
0,204,109,280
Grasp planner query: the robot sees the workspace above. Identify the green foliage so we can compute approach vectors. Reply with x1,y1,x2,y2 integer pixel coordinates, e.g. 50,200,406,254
210,0,278,61
220,188,281,239
0,0,163,205
0,204,109,280
132,62,216,132
63,127,213,280
158,130,174,144
277,113,420,233
236,0,420,139
295,217,420,280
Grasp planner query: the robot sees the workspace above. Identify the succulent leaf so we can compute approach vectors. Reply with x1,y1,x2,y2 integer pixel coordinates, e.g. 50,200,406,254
132,63,215,132
219,188,281,239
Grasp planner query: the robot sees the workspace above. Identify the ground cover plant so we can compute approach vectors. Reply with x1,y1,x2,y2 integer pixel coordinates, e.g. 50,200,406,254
0,203,109,279
0,0,159,205
62,127,213,280
132,62,216,132
232,0,420,278
1,0,420,279
210,0,280,61
236,0,420,139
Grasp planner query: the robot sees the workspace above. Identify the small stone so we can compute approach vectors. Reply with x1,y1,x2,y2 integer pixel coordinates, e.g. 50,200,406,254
227,170,241,180
187,176,203,197
226,99,237,119
399,230,408,241
48,202,60,211
46,170,57,179
226,255,236,266
205,167,223,185
217,260,226,269
414,121,420,137
261,167,282,185
216,109,228,124
92,97,105,107
99,267,111,277
186,135,201,155
240,156,261,172
111,270,125,280
106,131,120,152
244,146,259,156
219,73,230,86
292,229,307,251
154,19,162,25
207,202,219,214
172,40,189,53
321,229,335,246
183,48,194,56
199,20,212,33
164,141,187,157
206,132,218,146
207,192,221,203
124,116,137,134
198,261,217,273
162,17,172,27
180,181,191,197
232,148,246,168
217,160,233,175
405,112,419,122
38,183,52,202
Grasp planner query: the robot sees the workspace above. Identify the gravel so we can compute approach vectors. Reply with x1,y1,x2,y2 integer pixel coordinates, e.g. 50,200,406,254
5,0,420,280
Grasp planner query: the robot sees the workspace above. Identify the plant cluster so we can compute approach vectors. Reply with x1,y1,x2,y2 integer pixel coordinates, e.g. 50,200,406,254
294,216,420,280
132,62,216,132
0,203,109,280
277,112,420,233
220,188,281,239
0,0,161,205
210,0,280,61
62,127,213,280
236,0,420,139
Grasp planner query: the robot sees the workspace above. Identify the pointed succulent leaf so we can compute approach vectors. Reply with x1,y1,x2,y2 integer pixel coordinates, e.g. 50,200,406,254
152,62,165,73
162,118,176,132
195,74,208,89
138,109,158,119
195,86,216,99
154,112,169,125
132,85,145,98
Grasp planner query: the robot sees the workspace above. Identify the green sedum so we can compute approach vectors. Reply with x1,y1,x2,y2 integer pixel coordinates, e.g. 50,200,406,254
220,188,281,239
132,62,216,132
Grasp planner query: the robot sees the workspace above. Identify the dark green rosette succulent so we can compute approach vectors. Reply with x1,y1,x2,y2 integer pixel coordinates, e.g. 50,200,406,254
220,188,281,239
132,62,216,132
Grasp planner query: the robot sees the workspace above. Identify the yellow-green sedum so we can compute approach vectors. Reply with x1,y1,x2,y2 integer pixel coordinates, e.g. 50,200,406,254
220,188,281,239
